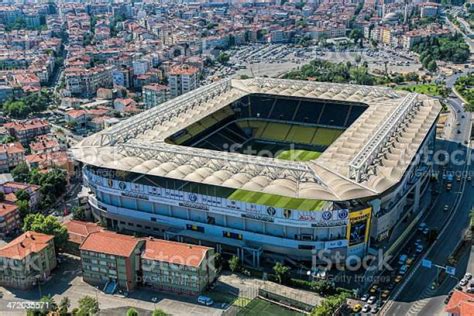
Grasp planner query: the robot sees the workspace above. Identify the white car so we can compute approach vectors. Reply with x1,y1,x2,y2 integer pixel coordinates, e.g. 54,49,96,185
368,296,377,304
362,304,371,313
464,273,472,280
361,294,369,302
416,244,424,253
418,222,428,231
460,278,469,286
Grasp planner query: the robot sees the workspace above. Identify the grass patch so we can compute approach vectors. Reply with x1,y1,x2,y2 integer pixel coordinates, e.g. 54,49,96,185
276,149,321,161
237,298,304,316
227,189,326,211
395,84,448,97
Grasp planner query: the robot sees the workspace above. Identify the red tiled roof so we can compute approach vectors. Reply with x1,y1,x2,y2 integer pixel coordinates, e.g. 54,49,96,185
0,231,54,260
445,290,474,315
80,231,141,257
169,64,199,76
0,142,25,155
0,202,18,217
142,238,211,268
63,220,103,244
2,182,40,192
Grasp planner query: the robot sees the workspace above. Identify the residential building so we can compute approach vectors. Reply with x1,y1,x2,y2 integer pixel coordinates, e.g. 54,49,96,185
0,203,20,237
65,66,114,98
420,3,439,18
63,220,103,254
0,142,25,172
4,119,50,145
168,64,199,97
0,182,41,209
445,290,474,315
80,231,144,291
141,238,216,295
143,84,169,109
0,231,56,289
30,136,61,155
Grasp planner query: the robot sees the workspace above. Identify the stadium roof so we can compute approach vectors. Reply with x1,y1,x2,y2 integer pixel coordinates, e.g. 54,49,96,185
72,78,441,202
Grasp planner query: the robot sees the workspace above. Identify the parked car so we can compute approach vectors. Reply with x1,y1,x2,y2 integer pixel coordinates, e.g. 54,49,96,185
197,296,214,306
362,304,371,313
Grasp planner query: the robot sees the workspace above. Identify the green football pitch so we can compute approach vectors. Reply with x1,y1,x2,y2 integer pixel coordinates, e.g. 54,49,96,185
237,298,304,316
276,149,321,161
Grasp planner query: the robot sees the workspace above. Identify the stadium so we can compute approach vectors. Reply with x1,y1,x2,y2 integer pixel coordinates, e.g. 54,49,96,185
73,78,441,266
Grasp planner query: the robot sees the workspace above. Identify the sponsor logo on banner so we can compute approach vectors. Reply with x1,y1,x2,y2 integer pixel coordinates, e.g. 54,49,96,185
119,182,126,190
283,209,292,218
267,207,276,216
325,239,348,249
189,193,198,202
322,211,332,221
338,209,348,219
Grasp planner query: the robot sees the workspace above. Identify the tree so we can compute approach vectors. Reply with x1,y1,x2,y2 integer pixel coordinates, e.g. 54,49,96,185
127,308,139,316
77,296,99,316
217,52,230,64
11,162,30,182
228,255,240,273
311,280,334,295
22,213,68,250
59,296,70,316
427,60,437,72
16,199,30,218
311,292,350,316
273,262,290,284
15,189,30,202
152,309,168,316
72,206,87,221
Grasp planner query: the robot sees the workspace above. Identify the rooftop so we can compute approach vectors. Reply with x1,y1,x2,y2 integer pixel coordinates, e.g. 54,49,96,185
0,231,54,260
80,231,141,257
73,78,441,202
142,238,211,268
63,220,103,244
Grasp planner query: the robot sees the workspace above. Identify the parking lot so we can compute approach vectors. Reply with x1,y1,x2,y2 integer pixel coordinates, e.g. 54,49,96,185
202,43,425,84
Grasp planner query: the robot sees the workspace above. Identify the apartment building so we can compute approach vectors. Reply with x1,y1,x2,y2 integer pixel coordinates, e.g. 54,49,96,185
0,142,25,172
80,231,144,291
0,182,41,209
0,203,20,237
65,66,114,98
63,220,103,254
0,231,57,289
4,119,50,145
141,238,216,295
30,136,61,155
168,64,199,97
143,84,169,109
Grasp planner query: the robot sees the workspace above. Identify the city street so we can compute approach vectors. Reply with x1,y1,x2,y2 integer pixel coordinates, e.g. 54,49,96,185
381,86,473,315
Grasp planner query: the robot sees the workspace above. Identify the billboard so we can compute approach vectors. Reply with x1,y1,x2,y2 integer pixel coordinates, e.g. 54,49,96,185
346,208,372,246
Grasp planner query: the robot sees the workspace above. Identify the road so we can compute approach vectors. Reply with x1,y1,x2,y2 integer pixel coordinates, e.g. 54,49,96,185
381,86,473,315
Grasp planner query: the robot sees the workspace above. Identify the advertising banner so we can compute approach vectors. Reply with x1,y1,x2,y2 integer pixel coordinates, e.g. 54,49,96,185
346,208,372,246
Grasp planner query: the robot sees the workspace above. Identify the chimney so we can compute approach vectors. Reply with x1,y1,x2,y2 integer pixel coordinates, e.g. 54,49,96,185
20,242,25,248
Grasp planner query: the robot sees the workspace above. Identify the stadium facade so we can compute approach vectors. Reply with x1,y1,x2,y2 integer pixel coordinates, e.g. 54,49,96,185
73,78,441,266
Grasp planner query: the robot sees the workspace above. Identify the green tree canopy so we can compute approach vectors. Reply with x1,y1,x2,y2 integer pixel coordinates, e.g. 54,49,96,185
22,213,68,249
76,296,99,316
11,162,30,182
273,262,291,284
228,255,240,273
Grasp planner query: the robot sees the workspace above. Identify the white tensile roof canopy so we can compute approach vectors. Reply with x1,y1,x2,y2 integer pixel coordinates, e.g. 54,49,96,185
72,78,441,201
